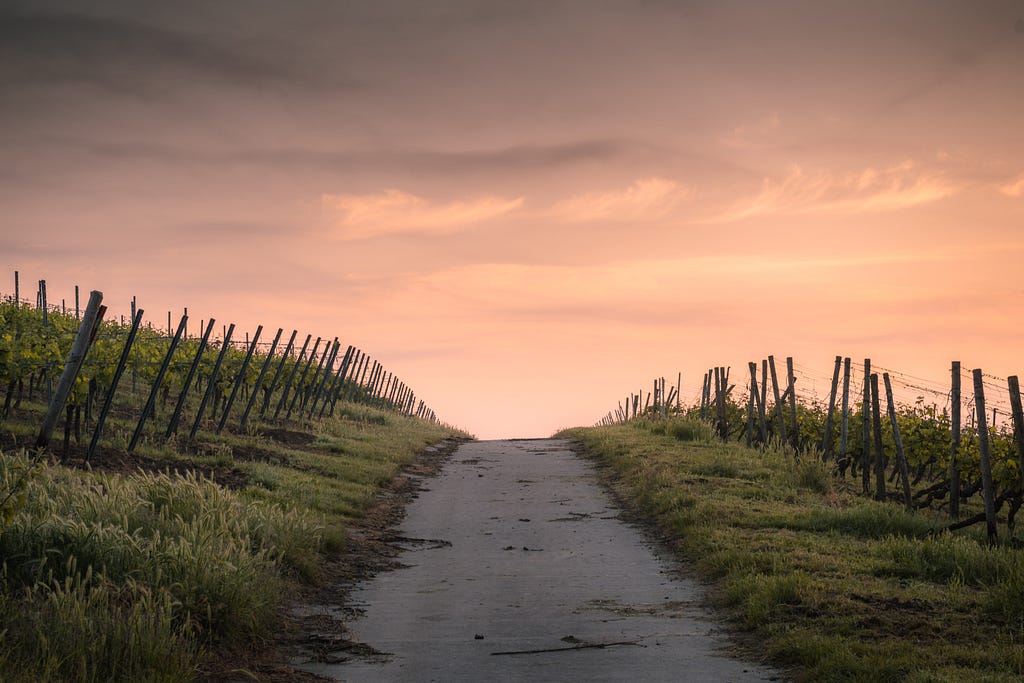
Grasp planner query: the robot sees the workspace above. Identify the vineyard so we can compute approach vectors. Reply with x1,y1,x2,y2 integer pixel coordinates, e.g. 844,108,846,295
0,274,443,460
0,272,461,682
597,357,1024,543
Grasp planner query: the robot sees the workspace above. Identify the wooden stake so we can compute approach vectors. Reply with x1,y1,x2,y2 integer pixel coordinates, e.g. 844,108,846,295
861,359,872,495
950,361,961,519
883,373,913,511
36,291,104,449
822,355,841,460
189,324,234,440
240,328,283,430
839,358,851,465
870,373,886,502
972,369,998,542
786,357,798,450
166,318,215,440
1008,375,1024,495
769,356,787,445
87,308,144,460
130,314,186,452
217,325,263,433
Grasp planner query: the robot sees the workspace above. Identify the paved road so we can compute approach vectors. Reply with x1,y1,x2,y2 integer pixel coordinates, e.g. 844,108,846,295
301,439,780,682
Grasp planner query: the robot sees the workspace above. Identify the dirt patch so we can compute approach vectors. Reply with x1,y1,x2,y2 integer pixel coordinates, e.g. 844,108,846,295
196,437,469,682
232,442,291,465
64,445,250,490
260,428,317,448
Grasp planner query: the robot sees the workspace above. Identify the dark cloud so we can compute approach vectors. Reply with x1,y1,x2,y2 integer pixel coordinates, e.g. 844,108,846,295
25,135,641,177
0,4,354,97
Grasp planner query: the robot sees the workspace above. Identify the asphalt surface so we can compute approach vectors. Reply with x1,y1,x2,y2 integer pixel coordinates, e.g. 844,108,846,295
301,439,781,682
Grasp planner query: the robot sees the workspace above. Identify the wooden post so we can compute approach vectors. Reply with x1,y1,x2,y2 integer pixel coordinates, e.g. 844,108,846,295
717,366,729,440
748,362,768,444
287,336,322,418
950,361,961,519
786,357,798,450
306,339,339,417
883,373,913,511
75,285,80,320
217,325,263,433
746,372,754,447
189,324,234,440
822,355,841,460
861,359,872,495
35,291,104,449
344,352,368,402
241,328,283,430
839,357,851,465
325,345,355,417
166,318,215,439
1008,376,1024,495
13,270,18,304
260,330,297,418
275,334,312,418
769,356,787,445
676,372,682,413
130,315,186,452
87,308,143,459
972,369,998,542
870,373,886,501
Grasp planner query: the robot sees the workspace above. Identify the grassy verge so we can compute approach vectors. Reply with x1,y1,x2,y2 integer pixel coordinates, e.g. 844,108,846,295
557,418,1024,682
0,403,465,682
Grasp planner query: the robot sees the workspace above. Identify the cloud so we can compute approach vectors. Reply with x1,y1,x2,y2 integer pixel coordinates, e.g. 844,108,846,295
705,161,957,223
998,174,1024,198
549,177,694,222
322,189,524,240
720,113,781,150
0,6,335,98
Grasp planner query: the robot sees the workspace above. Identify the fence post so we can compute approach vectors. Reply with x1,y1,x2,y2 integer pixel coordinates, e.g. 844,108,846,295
839,357,852,465
287,337,323,418
1008,376,1024,496
241,328,283,431
972,369,998,542
166,318,215,439
261,330,297,418
822,355,841,460
189,324,234,440
769,356,787,446
35,291,104,449
786,358,798,450
883,373,913,511
950,361,961,519
870,373,886,502
130,315,187,452
218,325,263,433
861,359,872,495
87,308,143,460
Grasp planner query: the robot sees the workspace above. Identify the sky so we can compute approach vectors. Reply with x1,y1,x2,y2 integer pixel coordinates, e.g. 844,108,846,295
2,1,1024,438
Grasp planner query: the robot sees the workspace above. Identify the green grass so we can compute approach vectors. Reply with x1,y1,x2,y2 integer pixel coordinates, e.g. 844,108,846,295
0,401,465,682
558,419,1024,682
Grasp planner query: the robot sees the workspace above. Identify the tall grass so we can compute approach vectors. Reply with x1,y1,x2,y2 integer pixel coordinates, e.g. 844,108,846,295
0,449,322,681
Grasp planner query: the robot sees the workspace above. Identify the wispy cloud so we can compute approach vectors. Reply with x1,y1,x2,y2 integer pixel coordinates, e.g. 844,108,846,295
998,173,1024,198
704,161,957,223
549,177,694,222
720,113,781,150
322,189,524,240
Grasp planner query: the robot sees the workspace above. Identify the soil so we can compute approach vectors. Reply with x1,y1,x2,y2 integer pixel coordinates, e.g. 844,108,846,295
195,437,468,683
0,431,251,490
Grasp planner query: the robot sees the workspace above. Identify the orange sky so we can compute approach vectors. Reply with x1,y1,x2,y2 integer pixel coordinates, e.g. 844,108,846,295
3,2,1024,438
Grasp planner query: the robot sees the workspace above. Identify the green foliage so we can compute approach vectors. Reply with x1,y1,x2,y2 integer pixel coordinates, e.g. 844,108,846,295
0,449,326,680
